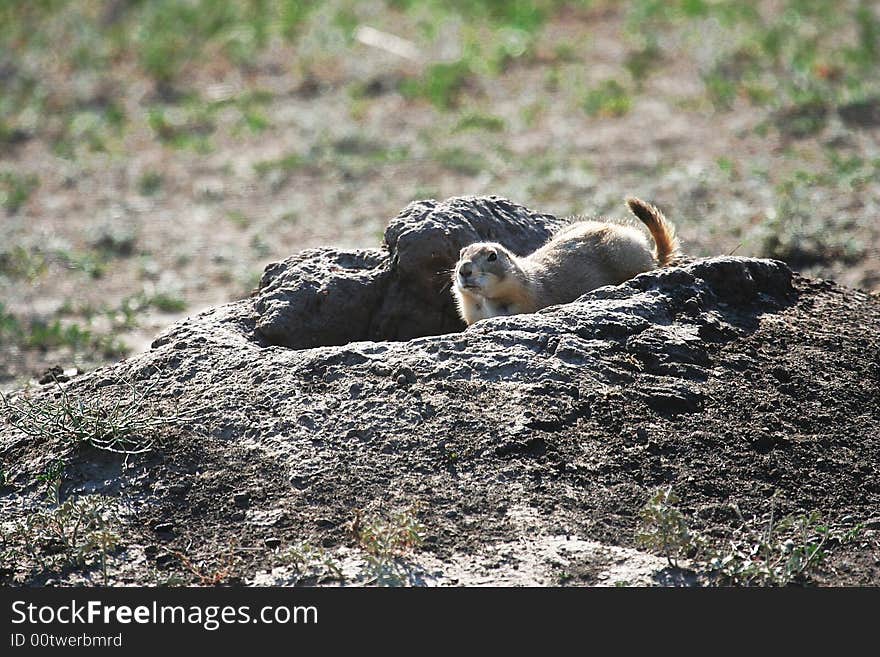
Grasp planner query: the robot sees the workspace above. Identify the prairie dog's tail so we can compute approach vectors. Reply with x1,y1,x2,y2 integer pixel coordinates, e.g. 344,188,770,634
625,197,680,267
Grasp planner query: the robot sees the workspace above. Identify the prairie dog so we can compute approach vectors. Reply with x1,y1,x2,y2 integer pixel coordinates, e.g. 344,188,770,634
452,197,680,325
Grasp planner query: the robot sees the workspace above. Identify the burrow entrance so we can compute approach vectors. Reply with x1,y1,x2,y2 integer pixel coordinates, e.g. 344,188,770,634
251,196,563,349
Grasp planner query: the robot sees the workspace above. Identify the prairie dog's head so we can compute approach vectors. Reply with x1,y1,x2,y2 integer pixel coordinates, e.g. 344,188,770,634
453,242,517,298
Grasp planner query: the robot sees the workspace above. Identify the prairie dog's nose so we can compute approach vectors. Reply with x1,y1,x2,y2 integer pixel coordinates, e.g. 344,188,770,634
459,262,474,278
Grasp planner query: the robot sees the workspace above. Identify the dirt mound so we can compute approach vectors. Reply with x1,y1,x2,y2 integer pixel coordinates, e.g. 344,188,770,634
2,196,879,586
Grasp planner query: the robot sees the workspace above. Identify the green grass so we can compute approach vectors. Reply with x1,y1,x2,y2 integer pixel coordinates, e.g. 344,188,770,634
434,147,488,176
112,289,188,325
626,0,880,117
0,284,186,377
2,0,875,165
254,137,409,184
455,112,507,132
0,245,47,281
0,0,310,155
138,172,164,196
748,153,880,266
0,172,39,214
401,60,473,110
0,301,128,361
624,41,663,86
583,79,633,117
1,240,142,283
147,105,215,151
146,292,187,313
128,0,316,86
0,303,21,342
57,249,109,279
254,152,310,177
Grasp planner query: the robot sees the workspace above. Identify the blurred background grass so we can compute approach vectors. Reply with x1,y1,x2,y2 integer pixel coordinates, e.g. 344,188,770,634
2,0,879,387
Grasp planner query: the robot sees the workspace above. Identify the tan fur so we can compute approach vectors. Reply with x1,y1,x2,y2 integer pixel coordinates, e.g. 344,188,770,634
624,197,679,267
452,197,681,325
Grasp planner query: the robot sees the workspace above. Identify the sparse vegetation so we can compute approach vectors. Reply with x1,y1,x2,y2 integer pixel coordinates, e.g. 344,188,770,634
0,245,46,281
0,303,128,360
0,171,39,214
704,509,861,587
254,152,310,178
582,79,632,117
401,60,473,110
279,542,344,585
636,487,864,586
353,507,424,586
0,467,122,584
455,112,506,133
435,147,488,176
0,378,187,455
636,487,695,567
138,171,164,196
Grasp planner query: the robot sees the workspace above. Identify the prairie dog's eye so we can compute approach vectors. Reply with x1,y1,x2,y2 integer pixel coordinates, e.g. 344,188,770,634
487,252,497,262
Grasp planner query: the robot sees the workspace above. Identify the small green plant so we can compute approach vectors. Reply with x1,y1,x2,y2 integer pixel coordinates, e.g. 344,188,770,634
279,542,344,585
88,223,138,257
147,106,214,151
401,60,472,110
1,468,121,584
0,171,39,214
582,79,632,117
625,41,662,85
434,147,488,176
455,112,506,133
0,245,46,280
238,108,270,134
716,156,737,180
56,248,108,279
353,507,424,586
138,171,164,196
225,210,250,228
149,292,187,313
253,152,308,177
636,487,696,567
705,501,863,587
636,487,864,586
0,379,189,455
